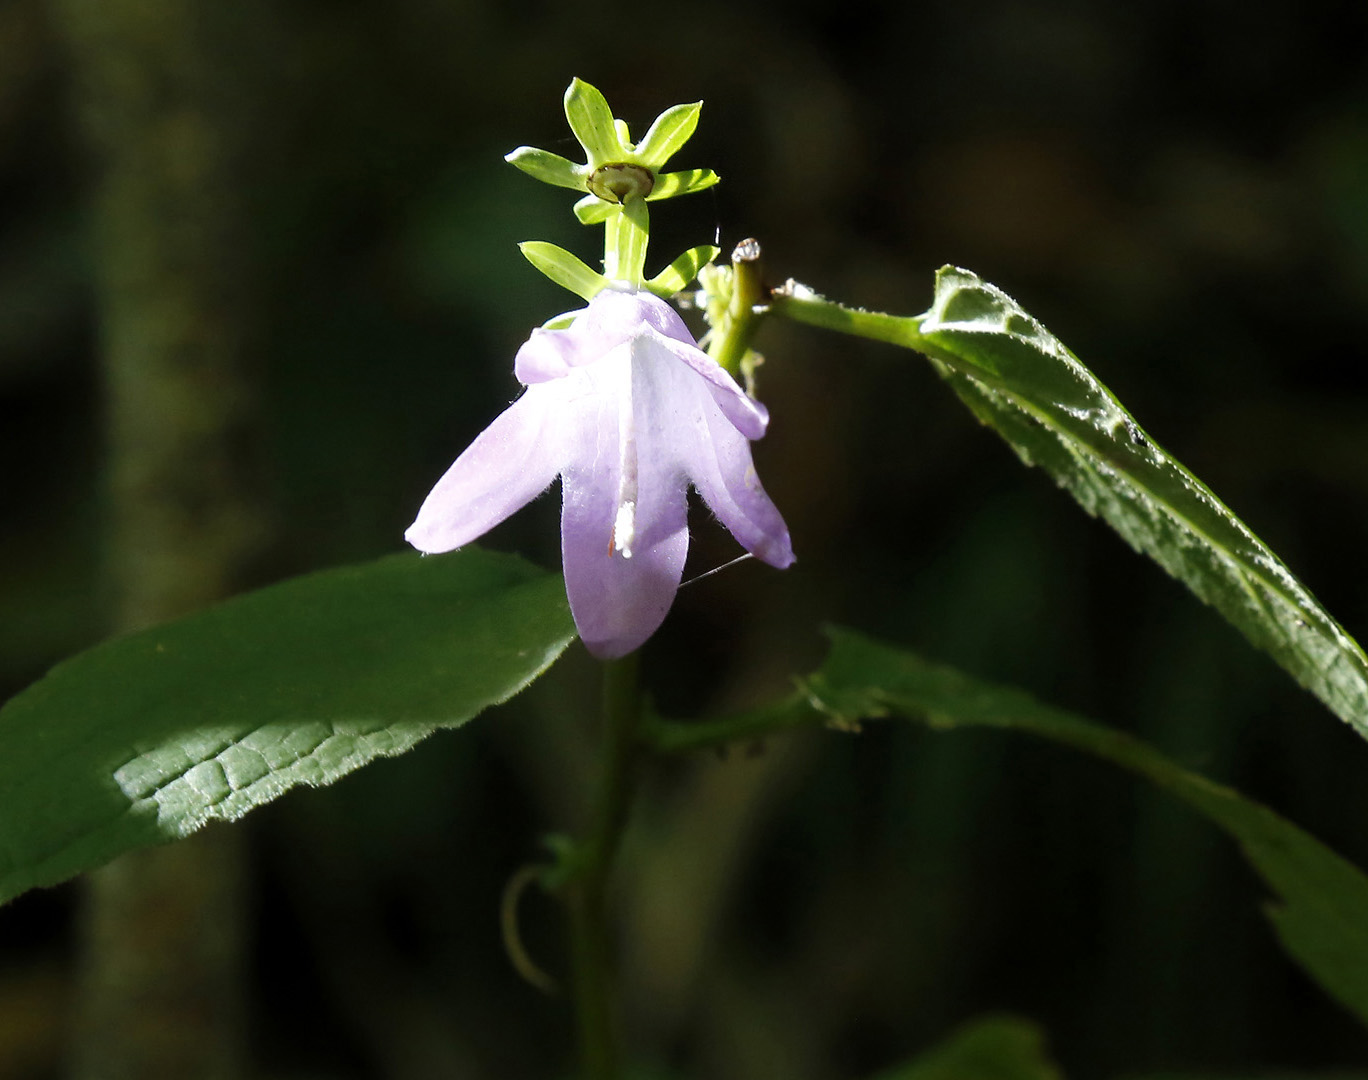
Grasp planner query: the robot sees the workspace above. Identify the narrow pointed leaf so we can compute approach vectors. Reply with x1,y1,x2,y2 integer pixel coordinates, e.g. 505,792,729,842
574,193,615,225
795,627,1368,1030
772,268,1368,740
504,146,586,191
518,241,606,300
648,168,720,201
563,77,620,166
870,1015,1064,1080
634,101,703,169
0,548,576,906
646,245,719,298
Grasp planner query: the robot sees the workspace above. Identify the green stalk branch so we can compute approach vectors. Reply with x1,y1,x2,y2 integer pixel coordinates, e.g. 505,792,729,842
769,281,932,350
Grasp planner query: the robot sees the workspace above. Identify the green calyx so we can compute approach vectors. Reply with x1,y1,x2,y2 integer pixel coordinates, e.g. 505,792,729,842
506,78,721,291
504,79,719,211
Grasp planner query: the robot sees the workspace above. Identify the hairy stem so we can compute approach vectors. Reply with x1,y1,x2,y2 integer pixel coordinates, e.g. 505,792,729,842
769,280,931,350
708,238,768,377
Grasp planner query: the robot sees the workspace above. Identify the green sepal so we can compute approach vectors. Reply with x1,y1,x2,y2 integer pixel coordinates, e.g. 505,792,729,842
518,241,607,301
645,245,720,298
503,146,585,192
574,194,615,225
634,101,703,169
563,77,620,168
649,168,720,201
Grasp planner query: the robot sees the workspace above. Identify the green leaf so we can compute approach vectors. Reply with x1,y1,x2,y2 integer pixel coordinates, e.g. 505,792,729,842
0,548,576,906
799,627,1368,1030
503,146,585,191
645,244,719,298
633,101,703,169
518,240,606,300
869,1015,1064,1080
648,168,720,201
771,268,1368,740
563,77,620,167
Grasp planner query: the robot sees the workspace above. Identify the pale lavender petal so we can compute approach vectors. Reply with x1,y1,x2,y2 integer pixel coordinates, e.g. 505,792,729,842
685,397,795,569
609,288,694,342
514,328,576,383
559,354,690,658
617,291,769,439
514,313,591,383
626,333,791,568
560,482,689,657
578,287,682,342
405,386,561,553
647,329,769,440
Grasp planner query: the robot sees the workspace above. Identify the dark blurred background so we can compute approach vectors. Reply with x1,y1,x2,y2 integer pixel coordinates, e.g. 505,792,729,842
3,0,1368,1076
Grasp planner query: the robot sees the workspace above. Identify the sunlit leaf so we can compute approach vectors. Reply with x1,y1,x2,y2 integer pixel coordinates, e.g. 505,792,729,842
0,548,576,906
773,268,1368,740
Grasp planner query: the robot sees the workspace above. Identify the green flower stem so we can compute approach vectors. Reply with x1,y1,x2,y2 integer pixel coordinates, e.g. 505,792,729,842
604,198,650,286
708,240,768,377
769,282,933,352
567,651,644,1080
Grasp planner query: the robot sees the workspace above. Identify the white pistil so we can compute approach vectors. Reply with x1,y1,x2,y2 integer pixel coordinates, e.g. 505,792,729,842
612,353,639,559
613,500,636,559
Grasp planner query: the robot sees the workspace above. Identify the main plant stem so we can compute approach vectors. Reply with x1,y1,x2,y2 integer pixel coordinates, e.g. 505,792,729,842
569,652,644,1080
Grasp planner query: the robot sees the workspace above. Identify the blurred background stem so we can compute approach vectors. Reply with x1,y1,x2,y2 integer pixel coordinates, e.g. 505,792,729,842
48,0,271,1077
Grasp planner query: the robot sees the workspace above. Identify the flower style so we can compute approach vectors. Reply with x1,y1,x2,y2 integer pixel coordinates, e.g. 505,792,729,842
406,288,795,659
